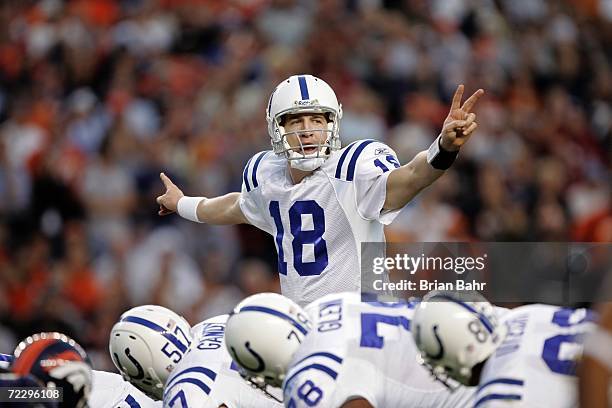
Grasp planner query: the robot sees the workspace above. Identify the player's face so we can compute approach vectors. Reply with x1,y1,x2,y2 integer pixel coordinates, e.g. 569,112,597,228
283,113,328,154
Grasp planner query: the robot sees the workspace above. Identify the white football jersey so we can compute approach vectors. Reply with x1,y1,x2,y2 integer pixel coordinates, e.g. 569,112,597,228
239,140,402,306
283,292,475,407
163,315,282,408
90,370,161,408
476,304,597,407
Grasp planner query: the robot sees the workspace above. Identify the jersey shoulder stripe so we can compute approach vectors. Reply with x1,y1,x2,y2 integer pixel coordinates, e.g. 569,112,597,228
478,378,524,392
334,140,359,179
243,151,272,192
474,378,524,408
166,366,217,389
293,352,343,367
334,139,377,180
346,139,377,181
165,377,214,397
284,363,340,391
474,393,522,408
124,394,142,408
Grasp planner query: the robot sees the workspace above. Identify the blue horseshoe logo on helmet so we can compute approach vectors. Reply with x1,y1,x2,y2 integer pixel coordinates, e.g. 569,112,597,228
230,342,266,373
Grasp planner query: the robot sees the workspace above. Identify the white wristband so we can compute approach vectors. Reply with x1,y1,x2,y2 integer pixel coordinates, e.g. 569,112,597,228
177,196,205,223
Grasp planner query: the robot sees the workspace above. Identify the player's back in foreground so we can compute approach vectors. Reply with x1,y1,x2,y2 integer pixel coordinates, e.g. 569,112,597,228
163,314,282,408
284,292,475,407
90,370,161,408
108,304,281,408
225,292,475,408
412,291,597,407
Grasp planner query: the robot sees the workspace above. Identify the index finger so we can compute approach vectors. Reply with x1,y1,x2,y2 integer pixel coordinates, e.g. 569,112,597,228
461,89,485,113
160,172,174,189
451,84,465,110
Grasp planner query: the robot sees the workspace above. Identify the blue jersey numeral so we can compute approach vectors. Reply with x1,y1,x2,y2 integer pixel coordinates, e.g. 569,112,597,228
374,155,400,173
297,380,323,406
541,308,593,376
168,390,188,407
360,313,411,349
269,200,328,276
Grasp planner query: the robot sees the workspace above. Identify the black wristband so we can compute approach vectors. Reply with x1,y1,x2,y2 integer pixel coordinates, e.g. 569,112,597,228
427,136,459,170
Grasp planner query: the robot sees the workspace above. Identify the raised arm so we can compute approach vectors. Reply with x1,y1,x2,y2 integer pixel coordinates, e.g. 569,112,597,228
156,173,248,225
384,85,484,211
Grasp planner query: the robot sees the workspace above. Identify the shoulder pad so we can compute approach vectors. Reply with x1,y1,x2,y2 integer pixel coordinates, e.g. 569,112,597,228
242,150,281,192
332,139,392,181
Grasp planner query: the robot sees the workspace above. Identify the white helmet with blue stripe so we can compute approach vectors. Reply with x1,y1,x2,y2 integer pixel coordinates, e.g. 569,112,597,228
411,291,506,387
225,293,312,388
109,305,192,400
267,74,342,171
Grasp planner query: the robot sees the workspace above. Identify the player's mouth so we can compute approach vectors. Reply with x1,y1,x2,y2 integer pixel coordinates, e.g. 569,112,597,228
302,146,318,154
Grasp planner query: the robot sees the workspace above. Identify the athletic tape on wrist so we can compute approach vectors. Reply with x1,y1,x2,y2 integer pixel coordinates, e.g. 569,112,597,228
177,196,205,223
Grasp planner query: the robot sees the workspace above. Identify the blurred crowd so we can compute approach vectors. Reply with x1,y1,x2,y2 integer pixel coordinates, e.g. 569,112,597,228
0,0,610,369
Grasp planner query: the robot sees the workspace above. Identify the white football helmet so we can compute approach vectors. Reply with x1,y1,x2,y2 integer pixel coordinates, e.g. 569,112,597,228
109,305,192,400
267,74,342,171
411,291,506,386
225,293,312,388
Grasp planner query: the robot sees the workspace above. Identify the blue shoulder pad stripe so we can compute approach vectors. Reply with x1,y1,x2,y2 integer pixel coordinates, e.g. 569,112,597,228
293,352,343,367
243,155,255,192
165,377,212,397
478,378,524,393
251,151,269,189
334,141,360,179
283,363,339,393
346,140,376,181
166,367,217,391
124,395,141,408
474,393,522,408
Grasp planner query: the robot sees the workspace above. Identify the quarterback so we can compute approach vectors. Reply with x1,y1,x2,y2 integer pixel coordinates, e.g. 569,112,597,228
157,75,483,306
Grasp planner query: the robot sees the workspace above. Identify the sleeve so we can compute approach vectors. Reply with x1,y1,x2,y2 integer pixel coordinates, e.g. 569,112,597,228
352,141,403,225
238,151,274,235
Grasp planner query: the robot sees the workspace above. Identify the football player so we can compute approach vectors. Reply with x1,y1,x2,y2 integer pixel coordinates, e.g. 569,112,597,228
89,370,161,408
3,351,160,407
157,75,484,306
225,292,476,407
109,305,281,407
411,291,597,407
11,332,93,408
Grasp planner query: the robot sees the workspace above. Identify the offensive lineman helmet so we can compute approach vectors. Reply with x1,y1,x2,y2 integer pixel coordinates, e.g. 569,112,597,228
267,74,342,171
109,305,192,400
225,293,312,388
411,291,507,386
12,332,92,408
